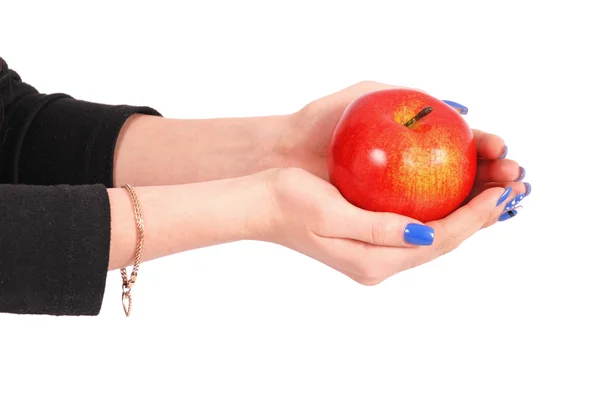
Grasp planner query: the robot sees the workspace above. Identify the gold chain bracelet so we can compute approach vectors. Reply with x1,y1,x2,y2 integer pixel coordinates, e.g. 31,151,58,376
121,184,145,317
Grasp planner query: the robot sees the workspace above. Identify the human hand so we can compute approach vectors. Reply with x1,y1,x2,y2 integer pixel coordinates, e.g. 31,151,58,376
260,167,523,285
280,81,531,223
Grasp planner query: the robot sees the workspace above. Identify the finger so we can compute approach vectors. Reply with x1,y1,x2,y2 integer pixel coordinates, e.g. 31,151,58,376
414,186,512,260
484,198,524,228
468,181,531,202
472,129,508,160
442,100,469,115
475,159,525,183
318,202,435,248
482,183,531,228
497,208,520,223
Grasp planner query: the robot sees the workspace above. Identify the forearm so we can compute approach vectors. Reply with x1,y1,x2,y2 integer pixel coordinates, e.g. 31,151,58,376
113,114,291,187
2,57,290,188
107,170,272,270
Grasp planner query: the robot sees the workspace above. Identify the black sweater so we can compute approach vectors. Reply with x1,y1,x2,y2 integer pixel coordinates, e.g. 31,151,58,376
0,57,161,316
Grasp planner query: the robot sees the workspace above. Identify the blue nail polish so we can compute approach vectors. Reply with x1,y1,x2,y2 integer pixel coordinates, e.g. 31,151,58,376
516,167,526,182
524,182,532,197
504,193,525,211
404,223,434,246
442,100,468,115
496,187,512,206
498,209,518,222
499,146,508,159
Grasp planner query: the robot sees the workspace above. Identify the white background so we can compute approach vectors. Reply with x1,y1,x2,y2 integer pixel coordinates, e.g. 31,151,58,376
2,0,599,400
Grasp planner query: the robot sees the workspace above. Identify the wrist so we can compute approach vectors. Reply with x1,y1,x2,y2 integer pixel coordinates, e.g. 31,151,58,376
250,114,297,172
203,169,280,243
107,171,277,270
266,109,323,176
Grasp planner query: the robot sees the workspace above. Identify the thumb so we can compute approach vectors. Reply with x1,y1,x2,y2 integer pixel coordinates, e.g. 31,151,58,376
321,202,435,247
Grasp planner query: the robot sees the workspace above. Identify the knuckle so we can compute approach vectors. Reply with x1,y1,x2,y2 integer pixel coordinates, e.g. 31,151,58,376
281,166,306,180
358,79,378,87
472,212,488,228
370,217,392,246
355,80,392,91
312,208,329,233
502,159,520,170
310,199,336,234
382,252,417,273
478,210,491,227
436,242,457,256
269,167,298,193
436,235,461,256
353,270,385,286
353,263,385,286
465,203,489,227
356,277,384,286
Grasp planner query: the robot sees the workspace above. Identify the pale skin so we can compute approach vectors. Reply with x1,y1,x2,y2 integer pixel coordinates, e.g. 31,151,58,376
107,81,529,285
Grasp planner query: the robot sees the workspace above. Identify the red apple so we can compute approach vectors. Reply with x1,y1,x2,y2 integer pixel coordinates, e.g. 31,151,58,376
327,88,477,222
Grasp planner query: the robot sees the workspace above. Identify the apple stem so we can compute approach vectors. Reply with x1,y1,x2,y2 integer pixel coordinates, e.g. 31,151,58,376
404,106,433,127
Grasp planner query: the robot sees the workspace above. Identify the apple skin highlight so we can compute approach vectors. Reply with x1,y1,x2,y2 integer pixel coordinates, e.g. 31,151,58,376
327,88,477,223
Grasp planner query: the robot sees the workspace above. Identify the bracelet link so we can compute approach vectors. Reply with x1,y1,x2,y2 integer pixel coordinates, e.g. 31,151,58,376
120,184,145,317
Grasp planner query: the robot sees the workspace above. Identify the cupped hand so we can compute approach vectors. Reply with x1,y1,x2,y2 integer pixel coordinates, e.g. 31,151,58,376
281,81,531,223
262,167,521,285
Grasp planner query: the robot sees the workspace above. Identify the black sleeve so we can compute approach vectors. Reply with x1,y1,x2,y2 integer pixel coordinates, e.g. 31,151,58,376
0,57,162,187
0,57,161,316
0,184,111,315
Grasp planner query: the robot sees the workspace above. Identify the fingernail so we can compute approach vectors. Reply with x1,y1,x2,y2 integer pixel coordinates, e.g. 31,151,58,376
499,145,508,159
498,209,518,222
496,187,512,206
524,182,532,197
504,193,525,211
442,100,468,115
516,166,526,182
404,223,434,246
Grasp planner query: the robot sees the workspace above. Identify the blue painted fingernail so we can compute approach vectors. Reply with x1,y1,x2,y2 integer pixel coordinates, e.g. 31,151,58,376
504,193,525,211
404,223,435,246
498,209,518,222
524,182,532,197
516,166,526,182
496,187,512,206
499,145,508,159
442,100,468,115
